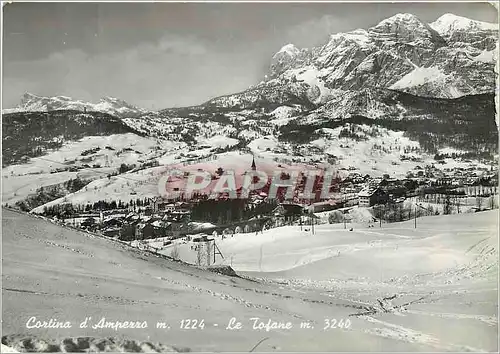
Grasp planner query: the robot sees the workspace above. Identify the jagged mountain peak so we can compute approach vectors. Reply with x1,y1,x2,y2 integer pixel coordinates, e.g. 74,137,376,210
372,12,439,35
255,11,497,106
20,92,41,105
100,96,119,102
430,13,498,34
21,92,39,99
326,29,370,47
376,12,424,25
20,93,85,105
100,96,128,103
269,43,311,78
369,12,445,47
274,43,301,58
99,96,134,107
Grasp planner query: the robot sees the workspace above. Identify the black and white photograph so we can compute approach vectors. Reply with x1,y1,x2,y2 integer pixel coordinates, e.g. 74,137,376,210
1,1,499,352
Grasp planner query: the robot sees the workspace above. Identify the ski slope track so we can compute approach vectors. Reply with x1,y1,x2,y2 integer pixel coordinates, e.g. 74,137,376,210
2,209,498,352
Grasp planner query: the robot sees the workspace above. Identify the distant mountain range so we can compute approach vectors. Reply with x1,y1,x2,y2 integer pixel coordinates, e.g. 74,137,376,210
3,93,148,118
3,13,497,118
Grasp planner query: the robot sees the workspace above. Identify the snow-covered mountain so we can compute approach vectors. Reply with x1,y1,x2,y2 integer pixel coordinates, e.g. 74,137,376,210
2,13,498,213
4,13,496,120
214,13,497,110
2,93,148,118
430,13,498,42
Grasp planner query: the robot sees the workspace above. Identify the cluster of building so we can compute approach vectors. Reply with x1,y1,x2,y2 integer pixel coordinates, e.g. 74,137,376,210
74,201,192,241
62,159,497,241
407,164,497,186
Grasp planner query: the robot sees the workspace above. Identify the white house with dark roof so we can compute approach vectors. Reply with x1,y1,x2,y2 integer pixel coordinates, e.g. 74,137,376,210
358,186,388,207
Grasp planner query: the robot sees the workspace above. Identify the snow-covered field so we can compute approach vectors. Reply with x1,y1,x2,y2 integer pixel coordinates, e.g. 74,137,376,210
1,134,182,206
3,134,177,177
3,209,497,352
165,211,497,277
163,210,498,351
310,125,425,178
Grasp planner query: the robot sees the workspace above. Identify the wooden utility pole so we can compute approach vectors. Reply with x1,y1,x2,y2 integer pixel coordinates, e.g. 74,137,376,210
380,204,384,228
414,205,417,229
206,241,211,266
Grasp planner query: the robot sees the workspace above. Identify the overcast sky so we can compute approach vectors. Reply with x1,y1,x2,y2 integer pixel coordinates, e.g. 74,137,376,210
3,2,498,110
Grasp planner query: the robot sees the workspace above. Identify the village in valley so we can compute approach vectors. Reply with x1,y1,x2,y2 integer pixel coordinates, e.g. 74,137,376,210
2,3,499,352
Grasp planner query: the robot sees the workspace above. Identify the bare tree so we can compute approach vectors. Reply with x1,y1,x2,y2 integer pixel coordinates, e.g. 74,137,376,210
196,244,203,266
170,244,180,260
328,211,343,224
489,195,496,209
476,197,484,210
206,241,212,266
443,195,452,215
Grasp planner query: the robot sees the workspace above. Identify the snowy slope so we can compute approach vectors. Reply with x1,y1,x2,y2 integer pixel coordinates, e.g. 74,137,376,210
212,211,497,278
390,67,447,91
2,134,181,206
1,209,395,352
3,208,498,352
159,210,498,351
309,124,425,177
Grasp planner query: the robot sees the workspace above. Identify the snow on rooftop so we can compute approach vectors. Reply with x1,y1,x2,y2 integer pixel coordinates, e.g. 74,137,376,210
358,187,377,197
